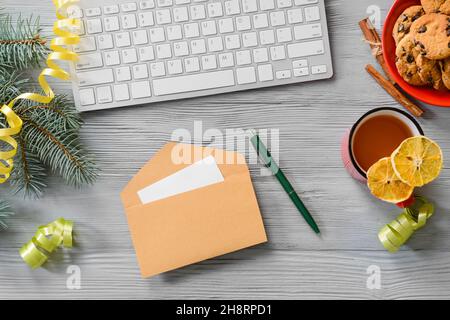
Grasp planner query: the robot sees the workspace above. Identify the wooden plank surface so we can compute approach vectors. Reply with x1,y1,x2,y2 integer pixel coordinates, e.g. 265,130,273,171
1,0,450,299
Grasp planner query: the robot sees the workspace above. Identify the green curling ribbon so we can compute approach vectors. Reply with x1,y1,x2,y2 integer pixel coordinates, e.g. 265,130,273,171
19,218,73,269
378,196,434,253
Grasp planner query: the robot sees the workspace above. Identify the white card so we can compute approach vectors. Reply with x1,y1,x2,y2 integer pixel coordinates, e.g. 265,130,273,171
137,156,225,204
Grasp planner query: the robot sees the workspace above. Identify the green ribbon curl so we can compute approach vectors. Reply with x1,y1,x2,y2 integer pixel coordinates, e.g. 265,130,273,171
19,218,73,269
378,196,434,253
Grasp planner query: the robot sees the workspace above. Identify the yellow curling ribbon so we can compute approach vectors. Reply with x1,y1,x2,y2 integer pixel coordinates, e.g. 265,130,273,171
0,0,80,183
378,196,434,253
19,217,74,269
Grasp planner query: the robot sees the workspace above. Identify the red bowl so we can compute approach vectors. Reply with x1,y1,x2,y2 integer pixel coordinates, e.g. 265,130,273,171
382,0,450,107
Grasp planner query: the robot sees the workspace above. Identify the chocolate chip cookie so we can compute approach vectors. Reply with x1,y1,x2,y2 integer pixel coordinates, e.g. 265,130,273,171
396,35,428,86
410,13,450,60
417,54,446,90
393,6,425,45
421,0,450,15
440,58,450,89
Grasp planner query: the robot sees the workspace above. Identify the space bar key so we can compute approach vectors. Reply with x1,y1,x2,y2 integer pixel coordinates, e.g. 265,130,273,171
152,70,235,96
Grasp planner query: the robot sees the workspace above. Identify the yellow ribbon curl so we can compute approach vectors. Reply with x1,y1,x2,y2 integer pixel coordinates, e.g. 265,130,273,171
19,217,74,269
0,0,80,183
378,196,434,253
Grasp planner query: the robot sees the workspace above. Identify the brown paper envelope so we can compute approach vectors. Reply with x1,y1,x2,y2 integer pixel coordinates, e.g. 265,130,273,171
121,142,267,278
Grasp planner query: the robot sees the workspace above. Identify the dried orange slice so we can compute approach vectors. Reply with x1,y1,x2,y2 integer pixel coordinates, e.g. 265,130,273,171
391,136,443,187
367,157,414,203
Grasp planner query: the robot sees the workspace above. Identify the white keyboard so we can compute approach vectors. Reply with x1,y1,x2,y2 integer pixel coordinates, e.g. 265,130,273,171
69,0,333,112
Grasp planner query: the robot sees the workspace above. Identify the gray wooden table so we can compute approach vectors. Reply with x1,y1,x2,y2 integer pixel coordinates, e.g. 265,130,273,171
1,0,450,299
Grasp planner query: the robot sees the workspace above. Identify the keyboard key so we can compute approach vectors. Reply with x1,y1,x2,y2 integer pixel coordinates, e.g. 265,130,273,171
287,40,324,58
208,37,223,52
191,5,206,20
103,5,119,14
149,28,166,42
275,70,292,79
174,41,189,56
121,3,138,12
311,64,327,74
201,21,217,36
132,30,148,45
287,8,303,24
236,50,252,65
218,18,234,33
236,16,251,31
295,0,318,4
277,0,292,8
131,81,152,98
225,0,240,15
73,36,96,53
150,62,166,77
139,46,155,61
236,67,256,84
114,84,130,101
243,32,258,47
156,44,172,59
115,32,131,47
173,7,189,22
152,70,235,96
260,30,275,45
115,66,132,81
138,12,155,27
253,14,269,28
78,69,114,87
122,14,138,29
176,0,191,4
122,48,138,64
98,34,114,50
242,0,258,13
276,27,292,42
184,23,200,38
259,0,275,11
293,23,322,40
184,57,200,72
79,88,95,106
304,6,320,22
270,11,286,26
157,0,173,7
87,19,102,34
202,55,217,70
133,64,149,79
67,5,83,18
156,9,171,24
140,1,155,9
76,53,103,70
293,67,309,77
225,35,240,49
191,39,206,54
96,86,113,103
104,51,120,66
104,16,120,32
208,2,223,17
218,52,234,67
293,59,308,68
86,7,101,17
270,45,286,60
258,64,273,81
253,47,268,63
167,59,183,74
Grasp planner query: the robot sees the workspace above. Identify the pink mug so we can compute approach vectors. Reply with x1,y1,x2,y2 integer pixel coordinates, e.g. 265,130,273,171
341,107,424,182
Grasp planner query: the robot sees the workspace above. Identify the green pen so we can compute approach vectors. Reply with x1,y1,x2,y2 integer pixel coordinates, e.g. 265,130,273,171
249,129,320,234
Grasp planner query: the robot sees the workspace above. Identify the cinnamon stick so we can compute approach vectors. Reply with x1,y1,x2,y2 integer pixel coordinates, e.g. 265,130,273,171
366,64,424,117
359,18,394,83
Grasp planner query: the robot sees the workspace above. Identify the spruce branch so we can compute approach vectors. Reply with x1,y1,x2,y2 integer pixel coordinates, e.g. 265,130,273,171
20,116,98,188
0,199,14,230
9,136,47,198
0,13,48,70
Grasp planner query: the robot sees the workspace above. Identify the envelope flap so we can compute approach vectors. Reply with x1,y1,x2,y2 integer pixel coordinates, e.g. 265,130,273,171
121,142,248,209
